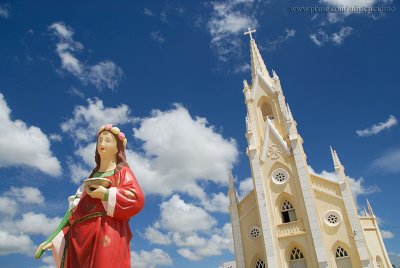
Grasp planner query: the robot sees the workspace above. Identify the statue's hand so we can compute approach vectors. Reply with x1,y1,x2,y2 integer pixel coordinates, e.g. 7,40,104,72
86,185,107,200
34,241,52,259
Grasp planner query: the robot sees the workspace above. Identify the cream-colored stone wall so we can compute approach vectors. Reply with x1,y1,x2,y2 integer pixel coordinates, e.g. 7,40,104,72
361,217,392,267
311,174,368,267
238,191,266,268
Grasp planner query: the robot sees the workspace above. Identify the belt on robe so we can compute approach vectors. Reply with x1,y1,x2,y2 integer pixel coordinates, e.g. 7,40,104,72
60,211,107,268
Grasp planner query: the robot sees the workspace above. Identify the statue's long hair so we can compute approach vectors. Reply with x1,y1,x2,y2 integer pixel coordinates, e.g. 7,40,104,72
88,130,130,178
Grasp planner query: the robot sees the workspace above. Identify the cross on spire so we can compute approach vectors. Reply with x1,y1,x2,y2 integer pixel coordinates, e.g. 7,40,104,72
244,27,256,41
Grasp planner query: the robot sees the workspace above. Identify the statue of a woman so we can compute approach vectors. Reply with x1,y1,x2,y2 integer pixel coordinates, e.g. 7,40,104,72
35,124,144,268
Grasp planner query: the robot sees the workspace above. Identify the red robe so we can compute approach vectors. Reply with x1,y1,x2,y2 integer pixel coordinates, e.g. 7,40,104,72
51,166,144,268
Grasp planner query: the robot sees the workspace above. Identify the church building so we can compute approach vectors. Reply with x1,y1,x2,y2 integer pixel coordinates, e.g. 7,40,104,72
228,29,392,268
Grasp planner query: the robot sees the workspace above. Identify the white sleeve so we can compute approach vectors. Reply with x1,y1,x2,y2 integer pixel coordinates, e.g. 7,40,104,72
101,187,117,217
68,183,85,210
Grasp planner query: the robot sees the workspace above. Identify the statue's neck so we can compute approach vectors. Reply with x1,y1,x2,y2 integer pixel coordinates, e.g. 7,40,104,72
98,156,117,172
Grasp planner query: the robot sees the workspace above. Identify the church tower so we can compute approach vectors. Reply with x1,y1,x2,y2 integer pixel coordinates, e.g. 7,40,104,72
228,28,392,268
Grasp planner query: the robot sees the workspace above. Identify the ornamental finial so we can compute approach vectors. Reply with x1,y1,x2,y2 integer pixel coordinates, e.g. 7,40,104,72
244,27,256,41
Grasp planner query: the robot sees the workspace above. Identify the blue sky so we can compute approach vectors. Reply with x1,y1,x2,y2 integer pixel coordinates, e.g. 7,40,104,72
0,0,399,267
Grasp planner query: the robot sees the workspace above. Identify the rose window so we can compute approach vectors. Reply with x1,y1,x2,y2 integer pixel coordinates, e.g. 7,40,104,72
248,225,261,240
271,168,289,185
324,210,341,227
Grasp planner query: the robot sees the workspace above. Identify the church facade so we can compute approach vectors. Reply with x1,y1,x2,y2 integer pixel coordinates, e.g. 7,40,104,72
228,31,392,268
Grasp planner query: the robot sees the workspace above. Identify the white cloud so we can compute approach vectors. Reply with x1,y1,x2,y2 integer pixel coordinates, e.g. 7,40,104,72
347,177,380,200
201,192,229,213
0,230,35,256
60,98,134,143
130,248,173,268
0,4,10,18
172,232,207,248
75,142,96,167
326,12,346,24
143,4,184,23
49,133,62,142
39,255,56,268
322,0,377,8
50,22,83,75
65,142,96,183
143,195,233,261
88,61,123,90
68,161,91,184
131,105,238,198
150,31,166,43
313,0,392,42
159,195,217,233
15,212,61,236
310,29,330,46
67,86,85,99
310,27,352,46
49,22,123,90
331,26,353,45
143,8,156,17
5,186,45,205
0,197,17,216
177,248,202,261
176,223,234,261
207,0,257,61
238,177,253,197
372,148,400,174
233,63,251,74
0,188,61,257
144,226,172,245
356,115,397,137
381,230,394,239
0,93,61,176
266,28,296,51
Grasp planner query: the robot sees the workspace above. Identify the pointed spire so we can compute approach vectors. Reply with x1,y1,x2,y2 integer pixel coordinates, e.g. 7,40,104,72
286,103,293,122
228,172,239,204
272,69,279,80
330,146,342,168
244,27,271,81
363,207,369,217
367,199,374,216
228,172,235,190
243,79,249,89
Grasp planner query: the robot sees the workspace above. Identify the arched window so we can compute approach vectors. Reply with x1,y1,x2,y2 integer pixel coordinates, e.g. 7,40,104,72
289,247,307,268
255,259,265,268
335,246,352,268
376,256,383,268
281,200,297,223
260,102,273,121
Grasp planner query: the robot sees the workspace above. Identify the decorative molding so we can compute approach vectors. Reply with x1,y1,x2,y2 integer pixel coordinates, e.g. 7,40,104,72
286,103,293,122
311,175,341,197
272,69,280,80
267,144,282,159
246,115,252,132
251,69,276,100
260,118,291,162
330,146,342,168
276,220,306,238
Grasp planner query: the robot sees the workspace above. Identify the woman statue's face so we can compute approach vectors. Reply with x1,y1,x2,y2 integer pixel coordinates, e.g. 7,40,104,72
97,131,118,158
